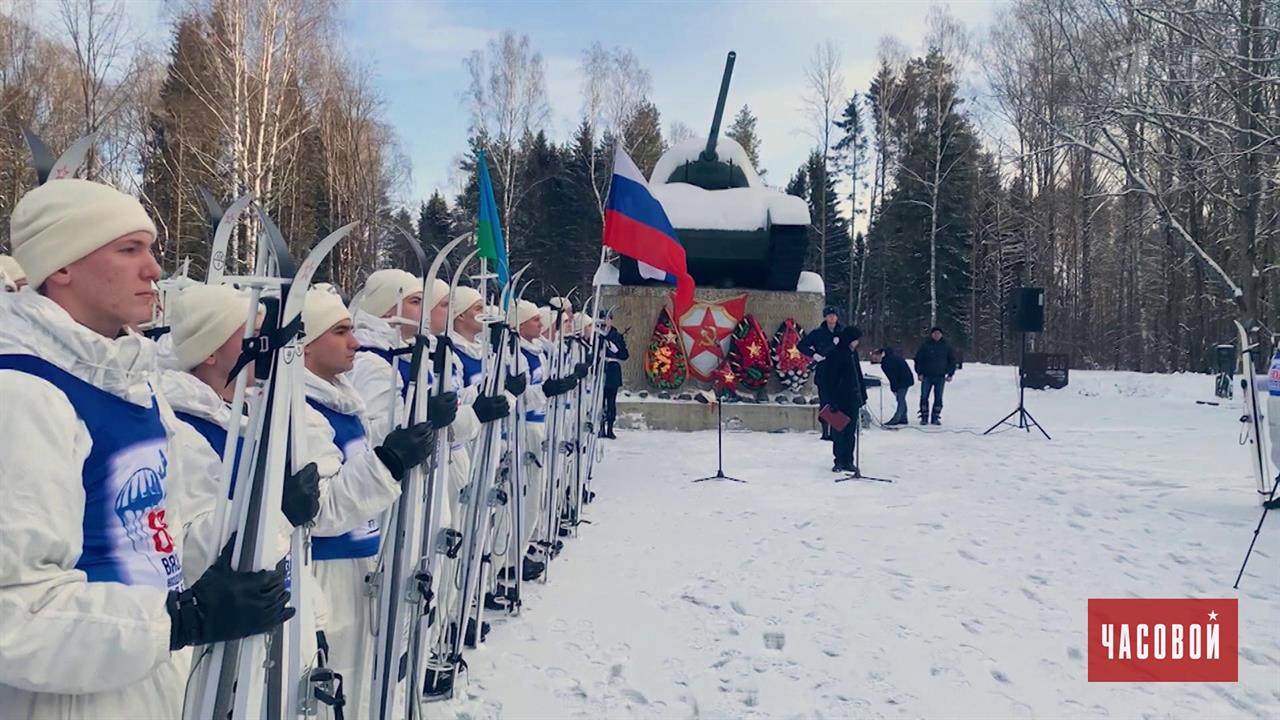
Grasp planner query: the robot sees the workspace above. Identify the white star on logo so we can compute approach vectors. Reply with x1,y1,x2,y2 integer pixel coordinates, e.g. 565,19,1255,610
1207,611,1219,621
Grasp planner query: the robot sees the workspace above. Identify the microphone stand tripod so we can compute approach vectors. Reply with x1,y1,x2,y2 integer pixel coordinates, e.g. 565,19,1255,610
835,404,893,484
694,390,746,483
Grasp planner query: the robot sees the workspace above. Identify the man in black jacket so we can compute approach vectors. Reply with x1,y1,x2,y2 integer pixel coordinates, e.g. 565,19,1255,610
818,325,868,472
798,306,843,439
869,346,913,425
913,326,957,425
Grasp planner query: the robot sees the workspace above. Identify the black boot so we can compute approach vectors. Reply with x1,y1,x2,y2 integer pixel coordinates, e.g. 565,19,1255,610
522,557,545,581
931,409,942,425
422,660,456,700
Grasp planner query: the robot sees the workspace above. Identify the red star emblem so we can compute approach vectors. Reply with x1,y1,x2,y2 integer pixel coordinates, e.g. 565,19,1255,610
692,309,734,358
54,167,70,179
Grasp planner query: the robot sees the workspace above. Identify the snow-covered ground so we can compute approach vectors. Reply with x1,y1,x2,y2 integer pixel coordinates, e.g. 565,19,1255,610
446,363,1280,719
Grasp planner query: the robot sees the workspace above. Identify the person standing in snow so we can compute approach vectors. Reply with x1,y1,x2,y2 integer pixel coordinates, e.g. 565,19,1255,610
869,346,914,426
347,269,461,445
597,310,628,439
300,286,438,716
446,286,517,636
799,306,844,440
913,326,957,425
818,326,868,472
157,283,323,579
0,254,26,291
0,179,292,718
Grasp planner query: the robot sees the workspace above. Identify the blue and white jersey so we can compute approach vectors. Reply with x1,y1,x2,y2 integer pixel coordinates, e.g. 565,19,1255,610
455,345,484,389
308,398,380,560
0,354,184,591
357,346,413,398
521,346,546,423
174,410,245,494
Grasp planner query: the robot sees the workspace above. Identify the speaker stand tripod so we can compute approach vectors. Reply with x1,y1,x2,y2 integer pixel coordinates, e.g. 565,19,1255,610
835,410,893,483
984,332,1051,439
694,393,746,483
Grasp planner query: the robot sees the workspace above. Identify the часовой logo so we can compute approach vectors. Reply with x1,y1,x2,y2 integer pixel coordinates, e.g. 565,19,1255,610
1087,598,1237,682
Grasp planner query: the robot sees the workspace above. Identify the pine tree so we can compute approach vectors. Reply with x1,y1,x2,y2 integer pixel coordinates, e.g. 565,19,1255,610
725,104,763,176
791,153,850,315
139,16,223,279
863,51,979,347
785,163,809,199
417,191,454,250
380,207,417,272
622,101,666,178
834,93,868,319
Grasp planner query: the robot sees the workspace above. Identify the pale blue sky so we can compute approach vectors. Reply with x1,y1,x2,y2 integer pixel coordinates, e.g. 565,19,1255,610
65,0,1005,207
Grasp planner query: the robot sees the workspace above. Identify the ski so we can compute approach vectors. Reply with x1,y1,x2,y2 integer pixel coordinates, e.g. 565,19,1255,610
21,128,95,184
1235,320,1272,504
368,231,467,720
190,209,357,720
195,187,257,286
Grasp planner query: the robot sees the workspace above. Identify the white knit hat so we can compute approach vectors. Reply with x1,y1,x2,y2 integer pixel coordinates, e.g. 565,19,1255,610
449,286,483,322
357,269,421,318
303,286,351,346
515,300,539,327
426,278,449,310
168,285,254,371
0,255,26,289
10,179,157,288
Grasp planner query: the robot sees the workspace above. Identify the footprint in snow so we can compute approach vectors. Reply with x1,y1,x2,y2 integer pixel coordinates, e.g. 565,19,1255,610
763,631,786,650
730,600,748,616
989,667,1012,684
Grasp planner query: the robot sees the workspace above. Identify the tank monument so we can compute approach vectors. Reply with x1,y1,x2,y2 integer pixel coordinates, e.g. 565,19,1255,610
599,51,827,432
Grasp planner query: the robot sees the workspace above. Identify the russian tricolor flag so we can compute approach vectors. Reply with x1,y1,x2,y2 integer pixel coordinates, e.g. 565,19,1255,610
603,147,695,318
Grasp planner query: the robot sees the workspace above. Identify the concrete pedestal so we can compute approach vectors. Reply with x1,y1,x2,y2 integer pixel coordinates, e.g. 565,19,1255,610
599,284,825,432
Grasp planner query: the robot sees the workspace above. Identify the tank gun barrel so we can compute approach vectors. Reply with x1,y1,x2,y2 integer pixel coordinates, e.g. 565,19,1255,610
701,51,736,163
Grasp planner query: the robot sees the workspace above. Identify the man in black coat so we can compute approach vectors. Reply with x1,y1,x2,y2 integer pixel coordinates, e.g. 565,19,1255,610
798,306,843,440
818,325,868,472
596,310,628,439
869,346,913,425
913,326,957,425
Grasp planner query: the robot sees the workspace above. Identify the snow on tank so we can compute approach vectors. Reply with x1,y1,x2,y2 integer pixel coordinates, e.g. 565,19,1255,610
618,51,813,291
650,136,810,232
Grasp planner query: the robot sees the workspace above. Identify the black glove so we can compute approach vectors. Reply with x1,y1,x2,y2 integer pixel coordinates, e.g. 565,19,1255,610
505,373,528,397
574,362,589,379
544,376,578,398
473,393,511,423
375,422,435,480
427,391,458,429
281,462,320,528
167,541,295,650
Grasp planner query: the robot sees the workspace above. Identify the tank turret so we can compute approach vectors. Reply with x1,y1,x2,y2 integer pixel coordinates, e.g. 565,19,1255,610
665,52,749,191
619,51,812,292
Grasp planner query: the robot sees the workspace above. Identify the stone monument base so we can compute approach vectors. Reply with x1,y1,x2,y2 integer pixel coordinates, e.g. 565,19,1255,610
597,282,825,433
616,393,819,433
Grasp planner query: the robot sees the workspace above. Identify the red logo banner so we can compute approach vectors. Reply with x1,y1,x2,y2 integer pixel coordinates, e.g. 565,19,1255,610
1087,598,1237,682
